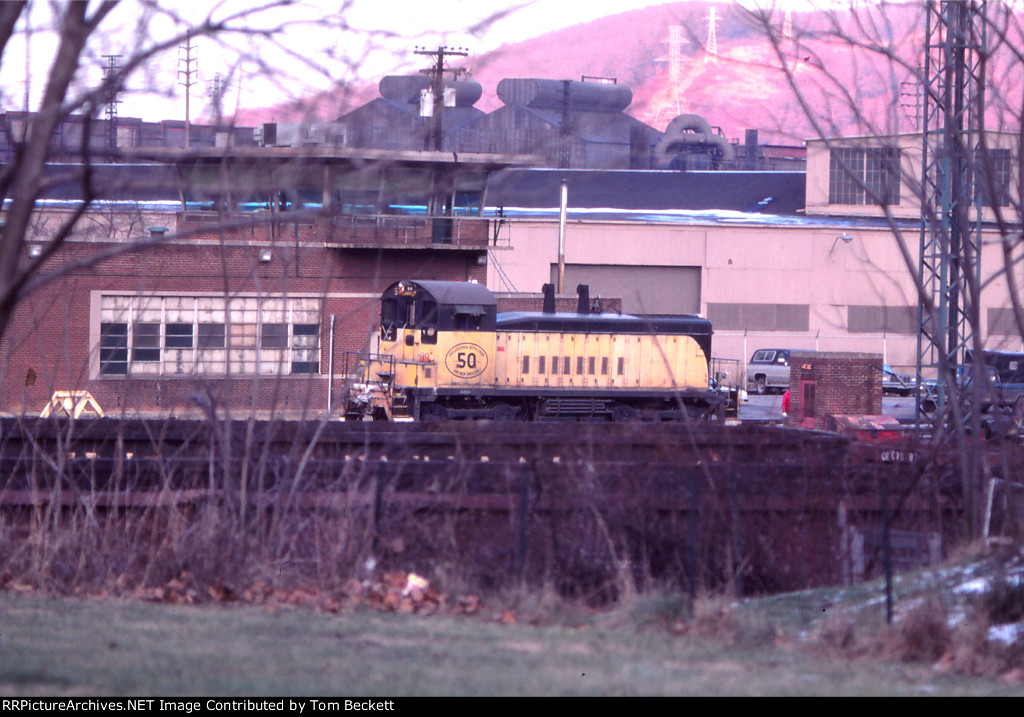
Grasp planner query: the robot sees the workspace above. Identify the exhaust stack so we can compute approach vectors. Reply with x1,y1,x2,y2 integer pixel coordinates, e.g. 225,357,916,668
542,283,556,314
576,284,590,314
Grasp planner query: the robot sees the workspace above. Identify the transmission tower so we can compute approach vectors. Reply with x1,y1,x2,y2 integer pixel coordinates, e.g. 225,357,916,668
653,25,687,127
210,73,224,126
102,54,122,156
917,0,986,411
705,6,719,64
178,33,198,149
916,1,988,535
899,69,924,132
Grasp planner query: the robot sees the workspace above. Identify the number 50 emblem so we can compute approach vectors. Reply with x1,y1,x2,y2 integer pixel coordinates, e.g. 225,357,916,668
445,342,488,379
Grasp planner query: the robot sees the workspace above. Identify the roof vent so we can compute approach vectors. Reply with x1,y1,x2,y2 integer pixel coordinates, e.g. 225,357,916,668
576,284,590,314
542,283,556,314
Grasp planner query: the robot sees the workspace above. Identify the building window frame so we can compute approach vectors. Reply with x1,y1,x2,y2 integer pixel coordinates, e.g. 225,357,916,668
829,146,901,206
95,294,321,378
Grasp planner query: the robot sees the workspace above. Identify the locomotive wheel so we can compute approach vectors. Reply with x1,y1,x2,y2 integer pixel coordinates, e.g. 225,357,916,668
611,404,638,423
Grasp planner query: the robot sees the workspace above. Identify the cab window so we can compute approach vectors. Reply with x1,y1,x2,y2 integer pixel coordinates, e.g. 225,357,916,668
381,297,398,341
454,312,483,331
420,299,438,344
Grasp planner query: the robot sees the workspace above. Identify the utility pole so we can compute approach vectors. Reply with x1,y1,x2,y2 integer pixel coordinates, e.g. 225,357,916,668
414,45,468,151
178,33,198,149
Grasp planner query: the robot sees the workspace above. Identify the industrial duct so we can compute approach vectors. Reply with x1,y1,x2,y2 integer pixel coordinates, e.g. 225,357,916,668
654,113,736,163
379,75,483,107
496,78,633,112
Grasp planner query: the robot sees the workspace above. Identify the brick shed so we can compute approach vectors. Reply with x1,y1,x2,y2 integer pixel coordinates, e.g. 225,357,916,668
785,351,883,430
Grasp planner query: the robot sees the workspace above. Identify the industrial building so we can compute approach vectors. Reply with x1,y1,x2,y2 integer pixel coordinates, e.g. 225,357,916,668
1,66,1020,419
0,145,531,418
483,130,1023,377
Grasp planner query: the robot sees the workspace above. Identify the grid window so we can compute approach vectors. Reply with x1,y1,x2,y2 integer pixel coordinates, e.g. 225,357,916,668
864,147,900,204
261,323,288,349
588,357,596,375
577,356,585,375
829,147,900,206
98,296,321,377
100,323,128,375
829,148,864,204
976,148,1012,208
562,356,571,375
522,355,530,375
290,321,319,375
291,360,320,374
198,323,226,349
132,322,161,362
601,357,609,375
165,323,194,349
538,356,546,375
617,357,625,376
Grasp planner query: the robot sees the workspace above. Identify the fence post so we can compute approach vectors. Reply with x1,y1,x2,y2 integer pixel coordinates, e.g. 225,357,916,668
881,468,894,624
688,468,700,615
514,463,530,586
372,459,385,557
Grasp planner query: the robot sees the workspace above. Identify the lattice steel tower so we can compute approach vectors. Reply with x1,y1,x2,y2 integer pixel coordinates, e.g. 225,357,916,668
705,6,719,64
102,55,121,156
916,0,987,419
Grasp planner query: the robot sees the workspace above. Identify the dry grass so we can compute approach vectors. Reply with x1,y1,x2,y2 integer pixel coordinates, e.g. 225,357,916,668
1,417,1022,693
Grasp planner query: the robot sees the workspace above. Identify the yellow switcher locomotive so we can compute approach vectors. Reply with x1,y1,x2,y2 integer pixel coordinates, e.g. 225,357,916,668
344,279,721,421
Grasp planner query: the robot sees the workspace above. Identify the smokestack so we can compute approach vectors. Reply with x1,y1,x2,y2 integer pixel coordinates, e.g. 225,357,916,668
542,283,556,314
745,129,759,170
576,284,590,314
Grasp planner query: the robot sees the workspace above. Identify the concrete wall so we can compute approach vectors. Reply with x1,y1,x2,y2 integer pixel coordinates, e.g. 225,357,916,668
488,214,1024,374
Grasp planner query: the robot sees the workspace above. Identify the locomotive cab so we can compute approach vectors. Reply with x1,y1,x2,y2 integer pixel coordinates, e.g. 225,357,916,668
346,280,498,420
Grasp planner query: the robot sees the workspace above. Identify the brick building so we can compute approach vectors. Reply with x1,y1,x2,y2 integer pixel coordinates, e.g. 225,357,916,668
1,147,533,419
785,352,883,430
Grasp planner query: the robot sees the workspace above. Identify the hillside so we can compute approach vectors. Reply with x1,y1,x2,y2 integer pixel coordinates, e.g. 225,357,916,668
236,2,1023,146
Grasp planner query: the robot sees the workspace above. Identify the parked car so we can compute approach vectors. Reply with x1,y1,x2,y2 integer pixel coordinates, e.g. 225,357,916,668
746,349,791,395
882,364,918,396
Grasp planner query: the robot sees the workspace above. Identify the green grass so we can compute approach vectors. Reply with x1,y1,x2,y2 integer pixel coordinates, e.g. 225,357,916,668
0,583,1020,696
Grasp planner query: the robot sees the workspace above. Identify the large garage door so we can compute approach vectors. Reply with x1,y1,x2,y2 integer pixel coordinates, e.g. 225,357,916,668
550,264,701,315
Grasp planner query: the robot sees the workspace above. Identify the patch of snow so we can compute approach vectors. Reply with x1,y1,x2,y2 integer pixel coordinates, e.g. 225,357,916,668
988,622,1023,645
956,577,991,595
